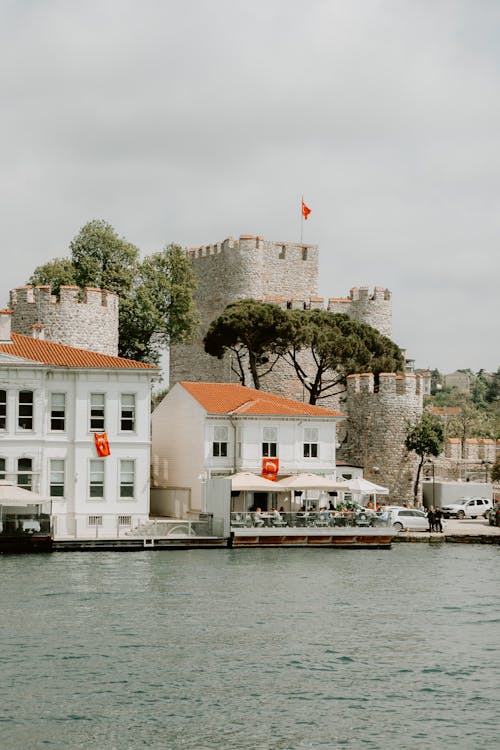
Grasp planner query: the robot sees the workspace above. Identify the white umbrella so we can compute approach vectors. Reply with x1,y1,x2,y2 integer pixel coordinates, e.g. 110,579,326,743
0,481,50,507
276,473,351,490
229,472,287,492
347,477,389,495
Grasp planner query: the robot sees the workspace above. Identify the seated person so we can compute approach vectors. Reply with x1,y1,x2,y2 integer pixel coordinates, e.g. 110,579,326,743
253,507,265,527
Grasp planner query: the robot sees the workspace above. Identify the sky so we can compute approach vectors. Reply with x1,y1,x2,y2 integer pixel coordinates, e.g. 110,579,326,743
1,0,498,373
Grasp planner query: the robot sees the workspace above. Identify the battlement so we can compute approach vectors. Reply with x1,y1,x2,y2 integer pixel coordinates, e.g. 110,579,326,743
346,372,427,397
186,235,318,261
9,285,119,356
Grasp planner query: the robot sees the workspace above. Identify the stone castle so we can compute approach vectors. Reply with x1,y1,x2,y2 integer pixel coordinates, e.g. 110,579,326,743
169,234,429,500
8,285,119,356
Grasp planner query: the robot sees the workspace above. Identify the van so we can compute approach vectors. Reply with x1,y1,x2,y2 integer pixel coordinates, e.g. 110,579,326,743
441,497,492,519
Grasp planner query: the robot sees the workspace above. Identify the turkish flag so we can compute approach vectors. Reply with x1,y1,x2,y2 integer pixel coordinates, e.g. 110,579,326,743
301,200,311,220
94,432,111,457
262,457,279,480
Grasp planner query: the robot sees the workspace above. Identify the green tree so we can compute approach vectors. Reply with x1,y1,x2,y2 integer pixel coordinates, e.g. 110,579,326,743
204,300,290,388
26,221,199,365
491,455,500,483
280,310,404,404
405,413,444,504
485,367,500,404
28,258,77,296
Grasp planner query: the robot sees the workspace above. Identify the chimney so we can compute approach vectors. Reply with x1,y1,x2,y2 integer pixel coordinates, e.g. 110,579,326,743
31,323,45,340
0,309,12,342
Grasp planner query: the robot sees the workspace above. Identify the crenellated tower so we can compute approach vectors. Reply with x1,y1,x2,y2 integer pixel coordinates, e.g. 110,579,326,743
9,285,119,356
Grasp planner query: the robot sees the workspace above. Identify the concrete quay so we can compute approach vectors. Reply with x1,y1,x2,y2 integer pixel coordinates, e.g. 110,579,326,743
394,518,500,544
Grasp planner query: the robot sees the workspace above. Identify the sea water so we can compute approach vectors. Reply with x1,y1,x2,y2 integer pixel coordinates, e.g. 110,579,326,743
0,545,498,749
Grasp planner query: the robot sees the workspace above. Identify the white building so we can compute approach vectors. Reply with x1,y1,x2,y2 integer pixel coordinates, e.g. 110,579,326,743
151,381,345,516
0,310,158,539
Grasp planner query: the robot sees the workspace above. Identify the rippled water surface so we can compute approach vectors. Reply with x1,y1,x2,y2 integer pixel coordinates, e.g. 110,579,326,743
1,545,499,749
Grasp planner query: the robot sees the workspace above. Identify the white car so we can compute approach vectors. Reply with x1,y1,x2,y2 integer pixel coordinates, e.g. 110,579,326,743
385,506,431,532
441,497,492,519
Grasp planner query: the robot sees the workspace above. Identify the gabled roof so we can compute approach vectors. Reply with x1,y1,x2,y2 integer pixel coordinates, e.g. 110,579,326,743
179,382,344,417
0,334,159,370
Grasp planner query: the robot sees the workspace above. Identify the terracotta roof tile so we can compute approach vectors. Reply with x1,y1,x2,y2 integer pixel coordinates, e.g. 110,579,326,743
0,334,158,370
180,382,344,417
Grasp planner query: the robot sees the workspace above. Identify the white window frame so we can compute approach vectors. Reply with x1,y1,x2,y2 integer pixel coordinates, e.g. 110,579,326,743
17,457,33,490
49,459,65,498
120,394,136,432
0,456,6,480
119,459,135,499
18,390,34,431
88,515,103,527
262,426,278,458
89,459,105,499
213,426,228,457
0,389,6,431
89,393,105,432
50,393,66,432
303,427,319,459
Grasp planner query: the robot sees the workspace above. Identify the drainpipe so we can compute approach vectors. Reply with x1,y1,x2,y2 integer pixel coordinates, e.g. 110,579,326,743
229,415,237,473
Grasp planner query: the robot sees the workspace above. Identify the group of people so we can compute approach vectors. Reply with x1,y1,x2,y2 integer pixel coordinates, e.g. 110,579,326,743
426,506,443,533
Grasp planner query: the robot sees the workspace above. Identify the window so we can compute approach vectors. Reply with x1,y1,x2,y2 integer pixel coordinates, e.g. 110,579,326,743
213,426,228,457
50,393,66,431
118,515,132,526
17,457,33,491
18,391,33,430
89,460,104,498
90,394,105,431
262,427,278,457
49,459,65,497
303,427,318,458
0,457,5,480
0,390,6,430
120,394,135,431
88,515,103,527
119,460,135,498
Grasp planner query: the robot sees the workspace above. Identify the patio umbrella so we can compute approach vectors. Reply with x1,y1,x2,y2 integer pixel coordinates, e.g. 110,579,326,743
0,481,50,507
276,473,352,490
228,472,286,513
346,477,389,496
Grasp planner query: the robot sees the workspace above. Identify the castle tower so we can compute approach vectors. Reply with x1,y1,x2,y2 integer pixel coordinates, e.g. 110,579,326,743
9,285,119,356
342,372,429,501
170,235,319,383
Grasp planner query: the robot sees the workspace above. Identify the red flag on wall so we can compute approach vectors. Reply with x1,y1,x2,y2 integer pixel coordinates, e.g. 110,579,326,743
301,200,311,220
262,457,279,481
94,432,111,457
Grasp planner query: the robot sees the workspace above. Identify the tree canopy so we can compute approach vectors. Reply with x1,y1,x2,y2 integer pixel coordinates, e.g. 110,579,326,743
204,299,289,388
204,300,404,401
405,412,445,504
27,220,199,365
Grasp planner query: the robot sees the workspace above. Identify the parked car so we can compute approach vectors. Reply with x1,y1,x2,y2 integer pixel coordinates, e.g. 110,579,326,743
441,497,492,519
487,502,500,527
385,506,430,532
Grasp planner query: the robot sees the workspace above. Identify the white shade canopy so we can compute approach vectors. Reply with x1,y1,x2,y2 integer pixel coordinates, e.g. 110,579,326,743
347,477,389,495
276,473,353,491
229,472,287,492
0,481,50,507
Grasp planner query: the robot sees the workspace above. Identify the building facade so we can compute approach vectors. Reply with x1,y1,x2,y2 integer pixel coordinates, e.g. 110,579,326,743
0,309,158,539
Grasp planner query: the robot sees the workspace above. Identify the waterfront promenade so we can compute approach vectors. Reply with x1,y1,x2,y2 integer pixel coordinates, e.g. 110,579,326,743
395,517,500,543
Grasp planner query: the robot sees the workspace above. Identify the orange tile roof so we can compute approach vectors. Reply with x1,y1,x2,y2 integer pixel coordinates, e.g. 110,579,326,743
0,334,158,370
180,382,344,417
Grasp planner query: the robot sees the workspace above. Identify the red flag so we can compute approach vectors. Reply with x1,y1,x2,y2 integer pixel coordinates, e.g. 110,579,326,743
301,200,311,220
94,432,111,457
262,457,279,481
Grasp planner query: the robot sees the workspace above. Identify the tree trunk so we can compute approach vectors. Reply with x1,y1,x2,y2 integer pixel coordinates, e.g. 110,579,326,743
413,456,424,505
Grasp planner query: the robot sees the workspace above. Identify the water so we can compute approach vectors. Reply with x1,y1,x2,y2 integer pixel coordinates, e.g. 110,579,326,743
1,545,498,749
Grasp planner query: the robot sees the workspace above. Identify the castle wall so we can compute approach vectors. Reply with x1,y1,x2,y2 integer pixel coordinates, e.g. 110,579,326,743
9,285,119,356
343,373,425,501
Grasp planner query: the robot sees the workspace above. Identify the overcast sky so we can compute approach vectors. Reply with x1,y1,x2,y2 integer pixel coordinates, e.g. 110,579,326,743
1,0,498,373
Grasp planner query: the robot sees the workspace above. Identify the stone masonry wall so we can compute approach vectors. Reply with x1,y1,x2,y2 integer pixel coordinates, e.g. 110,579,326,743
10,285,119,356
342,373,425,502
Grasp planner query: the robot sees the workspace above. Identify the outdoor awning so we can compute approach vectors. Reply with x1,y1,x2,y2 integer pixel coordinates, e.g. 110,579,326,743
0,481,50,507
346,477,389,495
276,473,353,491
229,472,288,492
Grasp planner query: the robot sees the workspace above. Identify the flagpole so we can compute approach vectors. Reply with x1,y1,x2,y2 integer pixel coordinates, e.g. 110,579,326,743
300,195,304,244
